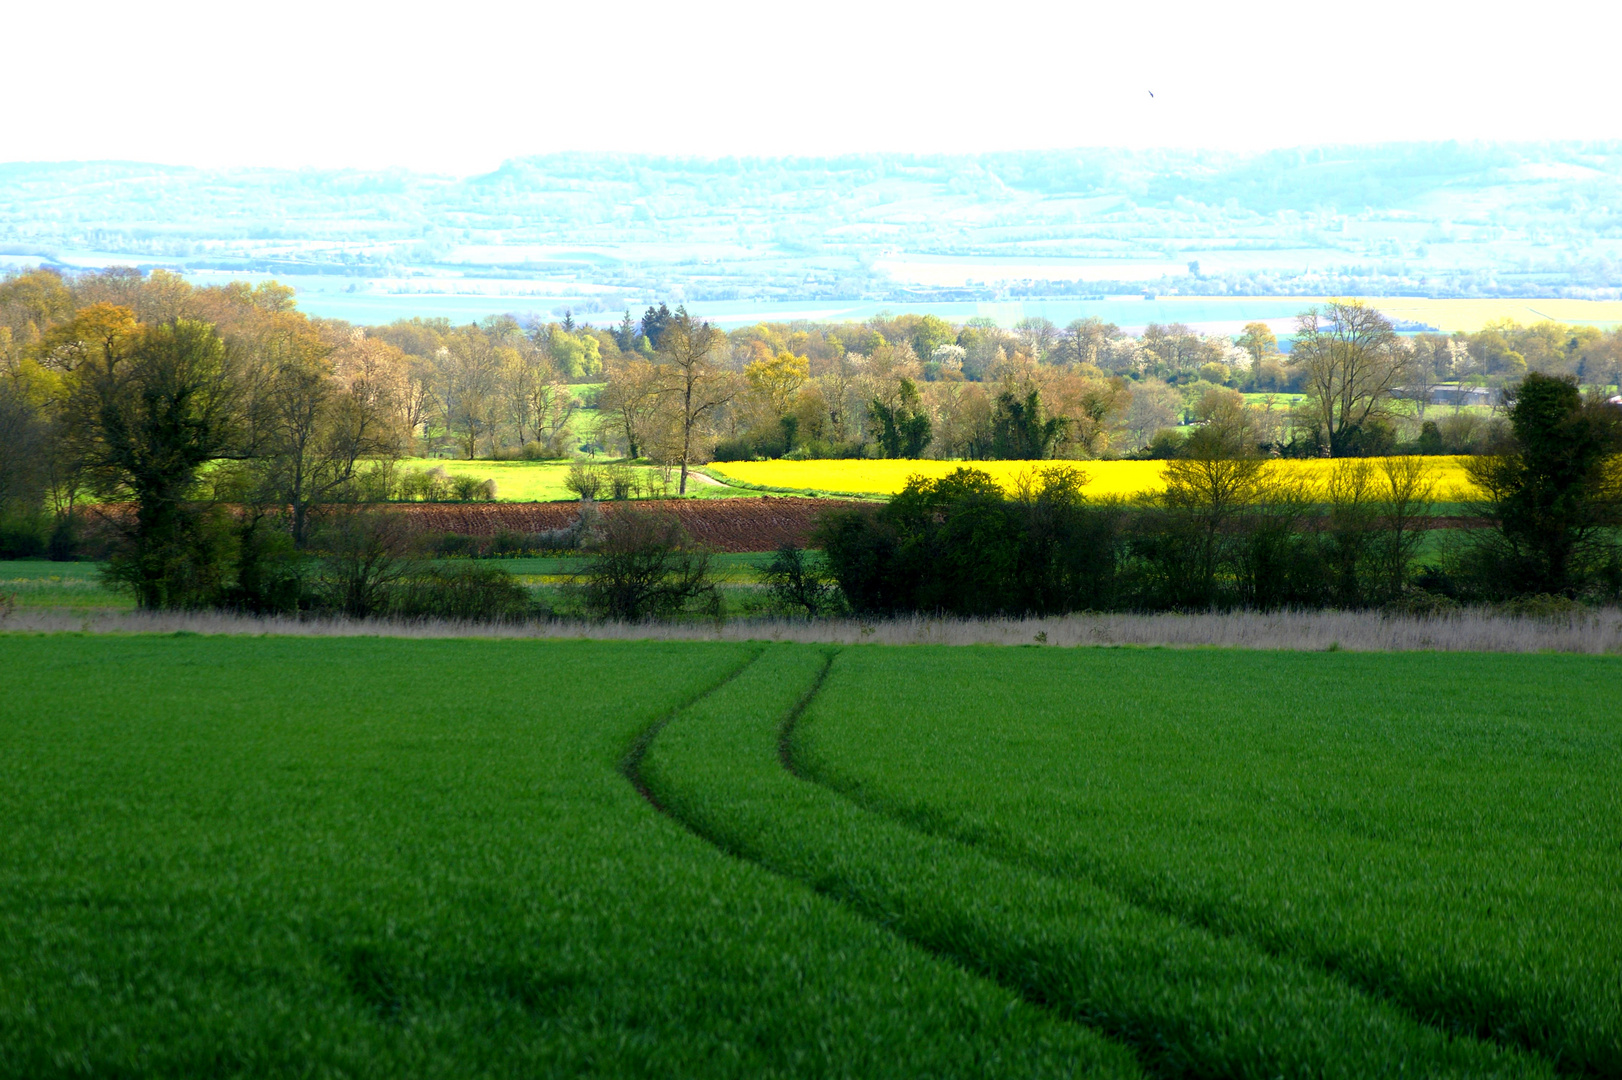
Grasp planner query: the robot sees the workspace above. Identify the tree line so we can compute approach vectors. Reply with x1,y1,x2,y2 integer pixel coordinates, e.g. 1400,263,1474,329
4,264,1620,617
0,268,559,612
594,300,1622,470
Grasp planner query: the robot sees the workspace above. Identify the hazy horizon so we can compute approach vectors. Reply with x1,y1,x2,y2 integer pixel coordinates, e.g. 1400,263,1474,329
8,142,1622,325
13,1,1622,173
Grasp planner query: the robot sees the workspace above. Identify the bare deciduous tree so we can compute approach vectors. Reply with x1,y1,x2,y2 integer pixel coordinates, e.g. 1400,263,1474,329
1291,300,1410,456
653,309,739,494
599,357,664,459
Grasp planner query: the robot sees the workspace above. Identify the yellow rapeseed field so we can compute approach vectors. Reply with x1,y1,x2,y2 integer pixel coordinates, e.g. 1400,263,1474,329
708,457,1481,499
1367,298,1622,333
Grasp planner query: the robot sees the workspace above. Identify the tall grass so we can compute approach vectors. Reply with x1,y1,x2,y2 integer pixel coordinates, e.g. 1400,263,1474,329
6,605,1621,653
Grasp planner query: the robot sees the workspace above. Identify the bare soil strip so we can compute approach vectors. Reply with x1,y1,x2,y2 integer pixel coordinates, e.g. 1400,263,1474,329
81,497,862,554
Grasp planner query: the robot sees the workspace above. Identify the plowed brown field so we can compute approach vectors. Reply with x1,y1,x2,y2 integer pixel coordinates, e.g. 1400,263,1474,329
392,497,860,552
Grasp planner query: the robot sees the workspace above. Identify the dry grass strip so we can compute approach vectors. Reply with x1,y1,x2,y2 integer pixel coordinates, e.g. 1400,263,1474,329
5,607,1621,654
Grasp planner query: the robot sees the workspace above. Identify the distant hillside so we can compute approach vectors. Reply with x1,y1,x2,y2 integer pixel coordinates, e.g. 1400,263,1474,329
3,143,1620,306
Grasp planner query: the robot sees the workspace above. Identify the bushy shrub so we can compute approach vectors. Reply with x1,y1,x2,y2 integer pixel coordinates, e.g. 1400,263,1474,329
565,462,604,500
422,519,591,559
605,464,639,500
450,475,497,501
311,508,414,618
819,467,1126,616
783,439,867,461
394,563,533,621
1134,429,1185,460
46,517,84,561
710,436,756,462
578,508,718,620
488,529,534,557
104,503,241,611
1454,374,1622,599
429,533,481,559
757,544,843,616
0,514,47,559
395,466,452,502
221,518,307,614
386,466,496,503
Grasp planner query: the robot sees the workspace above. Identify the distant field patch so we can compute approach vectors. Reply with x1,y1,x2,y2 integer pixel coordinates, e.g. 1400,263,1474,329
1369,297,1622,332
394,458,749,502
0,562,131,611
707,456,1481,499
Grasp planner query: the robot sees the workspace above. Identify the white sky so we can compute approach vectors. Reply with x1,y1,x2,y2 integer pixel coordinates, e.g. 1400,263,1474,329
8,0,1620,174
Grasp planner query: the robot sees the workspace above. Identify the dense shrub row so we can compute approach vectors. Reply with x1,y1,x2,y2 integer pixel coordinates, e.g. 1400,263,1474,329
816,375,1622,615
169,508,536,620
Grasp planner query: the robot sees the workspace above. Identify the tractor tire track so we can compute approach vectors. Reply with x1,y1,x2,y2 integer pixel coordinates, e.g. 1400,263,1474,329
619,644,766,813
778,663,1583,1076
630,645,1547,1080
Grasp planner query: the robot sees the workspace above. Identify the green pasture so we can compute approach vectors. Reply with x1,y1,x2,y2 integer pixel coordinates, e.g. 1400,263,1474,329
498,551,777,584
395,457,757,502
0,557,779,614
2,634,1615,1076
0,561,131,611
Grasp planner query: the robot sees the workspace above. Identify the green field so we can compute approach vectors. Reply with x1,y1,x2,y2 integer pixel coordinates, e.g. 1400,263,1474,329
2,635,1615,1076
786,648,1622,1075
0,636,1129,1078
0,557,780,614
395,457,757,502
0,561,131,611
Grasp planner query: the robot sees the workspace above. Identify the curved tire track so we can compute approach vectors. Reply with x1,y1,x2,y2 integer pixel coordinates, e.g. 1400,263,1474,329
632,645,1548,1080
779,663,1585,1075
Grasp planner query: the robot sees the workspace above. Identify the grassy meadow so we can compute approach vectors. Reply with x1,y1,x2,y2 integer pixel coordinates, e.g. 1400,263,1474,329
792,647,1622,1075
0,556,782,616
3,633,1615,1075
0,561,131,612
393,457,754,501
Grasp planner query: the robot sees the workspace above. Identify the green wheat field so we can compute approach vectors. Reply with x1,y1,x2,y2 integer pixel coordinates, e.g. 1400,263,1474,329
1,635,1617,1077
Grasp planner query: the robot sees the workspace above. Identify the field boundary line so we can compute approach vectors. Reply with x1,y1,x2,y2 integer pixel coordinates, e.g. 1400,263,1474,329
777,649,839,774
782,706,1583,1075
